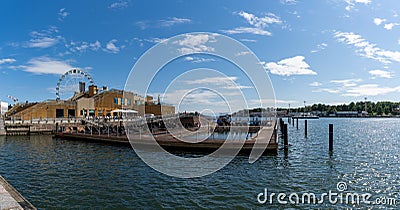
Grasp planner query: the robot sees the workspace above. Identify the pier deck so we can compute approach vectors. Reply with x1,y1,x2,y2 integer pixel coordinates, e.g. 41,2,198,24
0,176,36,210
55,124,278,155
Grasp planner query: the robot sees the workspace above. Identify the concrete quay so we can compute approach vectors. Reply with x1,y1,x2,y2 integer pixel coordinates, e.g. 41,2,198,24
0,176,36,210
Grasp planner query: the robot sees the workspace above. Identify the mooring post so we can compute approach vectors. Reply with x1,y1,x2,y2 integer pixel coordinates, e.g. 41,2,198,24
296,118,299,130
283,124,288,148
305,120,308,137
55,122,59,133
329,124,333,152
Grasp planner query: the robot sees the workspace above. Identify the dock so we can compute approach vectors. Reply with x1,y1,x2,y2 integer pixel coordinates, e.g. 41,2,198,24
55,123,278,155
0,176,36,210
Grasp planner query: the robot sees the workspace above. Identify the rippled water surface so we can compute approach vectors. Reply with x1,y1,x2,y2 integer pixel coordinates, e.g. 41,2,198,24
1,118,400,209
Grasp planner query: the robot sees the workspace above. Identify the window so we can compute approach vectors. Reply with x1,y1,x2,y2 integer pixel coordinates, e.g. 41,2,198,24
114,97,118,105
68,109,75,117
121,98,125,106
127,99,131,106
56,109,64,118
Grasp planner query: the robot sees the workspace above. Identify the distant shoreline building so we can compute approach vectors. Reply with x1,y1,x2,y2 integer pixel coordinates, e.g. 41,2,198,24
6,83,175,120
0,101,8,115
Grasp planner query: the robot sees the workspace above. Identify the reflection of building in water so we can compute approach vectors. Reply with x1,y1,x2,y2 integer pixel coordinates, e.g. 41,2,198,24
6,83,175,120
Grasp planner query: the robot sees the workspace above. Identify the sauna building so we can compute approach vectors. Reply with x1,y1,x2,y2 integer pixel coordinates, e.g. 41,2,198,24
6,84,175,120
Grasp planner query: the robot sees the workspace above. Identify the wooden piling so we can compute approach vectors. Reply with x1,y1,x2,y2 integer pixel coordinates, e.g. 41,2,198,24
329,124,333,152
296,118,298,130
283,124,288,148
304,120,307,137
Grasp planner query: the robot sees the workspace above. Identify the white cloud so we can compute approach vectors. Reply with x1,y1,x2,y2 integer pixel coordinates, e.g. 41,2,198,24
159,17,191,27
280,0,297,5
373,18,399,30
335,31,400,64
221,11,281,36
0,58,16,65
383,23,399,30
312,79,398,97
184,76,252,90
90,41,101,50
368,69,392,78
154,74,253,112
314,78,362,94
183,56,215,63
238,11,281,28
330,78,362,87
235,51,251,56
136,17,191,29
144,37,167,43
67,40,101,53
58,8,69,21
263,56,317,76
109,1,129,9
345,0,372,11
25,27,62,48
221,27,272,36
313,88,341,94
240,39,257,43
104,39,120,53
311,43,328,53
373,18,386,26
343,84,400,97
185,76,238,85
174,34,216,54
309,82,322,87
28,37,60,48
16,57,73,75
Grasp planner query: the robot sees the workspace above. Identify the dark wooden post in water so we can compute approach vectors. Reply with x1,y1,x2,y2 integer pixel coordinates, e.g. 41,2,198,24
304,120,308,137
283,124,288,148
55,123,59,133
296,118,298,130
329,124,333,152
279,118,284,134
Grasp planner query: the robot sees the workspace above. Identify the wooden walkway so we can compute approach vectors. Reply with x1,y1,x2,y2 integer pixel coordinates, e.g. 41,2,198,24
56,123,278,155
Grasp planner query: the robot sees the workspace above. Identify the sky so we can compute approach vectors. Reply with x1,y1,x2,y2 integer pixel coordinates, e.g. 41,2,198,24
1,0,400,109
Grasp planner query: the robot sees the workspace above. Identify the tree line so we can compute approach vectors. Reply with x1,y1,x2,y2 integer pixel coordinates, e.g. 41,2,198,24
278,101,400,116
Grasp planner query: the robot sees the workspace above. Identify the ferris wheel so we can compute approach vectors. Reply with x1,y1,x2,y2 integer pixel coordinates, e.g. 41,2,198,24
56,68,95,100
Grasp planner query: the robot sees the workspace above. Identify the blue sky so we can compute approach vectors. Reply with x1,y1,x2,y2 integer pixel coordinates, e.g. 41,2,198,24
1,0,400,109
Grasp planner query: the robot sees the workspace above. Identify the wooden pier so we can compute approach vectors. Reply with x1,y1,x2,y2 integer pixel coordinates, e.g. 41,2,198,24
55,123,278,155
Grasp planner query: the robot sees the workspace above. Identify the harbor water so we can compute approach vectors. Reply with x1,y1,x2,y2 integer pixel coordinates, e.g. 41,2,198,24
1,118,400,209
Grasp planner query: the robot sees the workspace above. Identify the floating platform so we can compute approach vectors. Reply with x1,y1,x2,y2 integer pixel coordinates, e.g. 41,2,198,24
55,125,278,155
0,176,36,210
